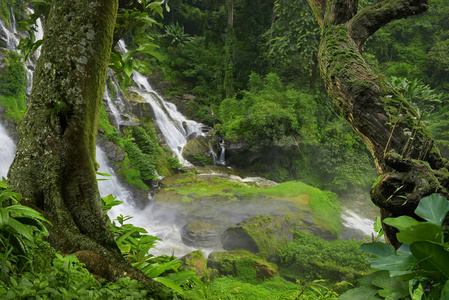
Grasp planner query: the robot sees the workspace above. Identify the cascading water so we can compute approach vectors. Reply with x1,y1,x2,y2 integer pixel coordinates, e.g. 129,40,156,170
103,86,122,128
0,13,19,49
0,123,16,179
117,40,204,165
217,140,226,166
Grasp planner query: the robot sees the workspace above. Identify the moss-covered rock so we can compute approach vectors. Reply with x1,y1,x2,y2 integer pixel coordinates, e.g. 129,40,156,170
221,214,335,260
182,136,213,165
207,250,277,282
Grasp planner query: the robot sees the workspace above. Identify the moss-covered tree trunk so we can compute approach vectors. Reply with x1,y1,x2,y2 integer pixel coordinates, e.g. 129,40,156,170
307,0,449,247
6,0,135,277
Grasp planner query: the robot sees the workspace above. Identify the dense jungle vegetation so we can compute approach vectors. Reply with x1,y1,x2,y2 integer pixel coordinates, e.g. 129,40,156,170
0,0,449,299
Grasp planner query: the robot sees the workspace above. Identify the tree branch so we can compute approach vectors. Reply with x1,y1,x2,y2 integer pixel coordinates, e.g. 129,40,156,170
307,0,327,27
348,0,429,50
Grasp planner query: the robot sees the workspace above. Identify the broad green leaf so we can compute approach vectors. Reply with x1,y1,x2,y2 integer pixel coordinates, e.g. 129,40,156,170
414,193,449,226
370,254,417,271
153,277,184,295
8,233,29,256
442,280,449,300
396,223,443,244
338,285,380,300
0,191,21,204
360,242,395,258
7,205,50,223
410,282,424,300
145,260,181,278
123,60,133,78
167,269,196,285
372,272,409,300
0,207,9,229
96,172,112,177
122,50,137,63
410,241,449,280
14,217,49,235
8,218,33,241
383,216,422,231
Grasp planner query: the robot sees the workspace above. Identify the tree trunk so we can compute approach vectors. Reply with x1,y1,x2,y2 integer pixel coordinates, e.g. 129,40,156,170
7,0,137,278
307,0,449,247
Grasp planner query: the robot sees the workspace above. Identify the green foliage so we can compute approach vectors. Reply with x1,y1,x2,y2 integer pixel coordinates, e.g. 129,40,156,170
266,0,320,81
218,73,316,152
207,275,343,300
0,180,50,269
277,231,370,283
0,51,27,122
341,193,449,299
102,197,207,299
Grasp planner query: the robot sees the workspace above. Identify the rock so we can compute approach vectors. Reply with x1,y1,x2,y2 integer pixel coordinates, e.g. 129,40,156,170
182,94,196,102
221,215,336,259
186,132,198,141
127,91,155,120
207,250,277,280
181,220,221,248
97,136,124,163
182,136,213,165
180,250,208,278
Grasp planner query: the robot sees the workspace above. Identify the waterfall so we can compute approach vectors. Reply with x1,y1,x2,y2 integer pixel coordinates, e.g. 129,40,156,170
0,14,19,49
0,124,15,179
103,86,122,128
218,140,226,166
117,40,204,165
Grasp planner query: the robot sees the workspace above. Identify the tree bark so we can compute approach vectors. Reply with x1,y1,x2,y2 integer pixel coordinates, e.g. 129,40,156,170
307,0,449,247
7,0,140,278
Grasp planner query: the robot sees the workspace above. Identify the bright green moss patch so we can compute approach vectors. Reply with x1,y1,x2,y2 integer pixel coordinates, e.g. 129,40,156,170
164,175,342,235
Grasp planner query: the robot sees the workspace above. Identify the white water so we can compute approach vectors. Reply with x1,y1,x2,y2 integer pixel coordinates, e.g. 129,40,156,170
341,209,375,238
0,14,19,49
103,86,122,128
218,141,226,166
117,40,204,165
0,124,15,179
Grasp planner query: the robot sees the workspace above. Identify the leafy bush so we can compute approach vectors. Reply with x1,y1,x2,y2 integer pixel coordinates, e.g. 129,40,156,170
277,231,370,283
340,194,449,299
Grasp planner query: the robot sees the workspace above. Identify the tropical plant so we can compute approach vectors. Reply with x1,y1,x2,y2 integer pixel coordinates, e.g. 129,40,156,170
0,180,50,261
340,193,449,299
102,195,207,299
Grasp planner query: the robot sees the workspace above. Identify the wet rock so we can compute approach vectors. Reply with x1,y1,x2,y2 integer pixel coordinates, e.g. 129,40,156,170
127,91,155,120
182,94,196,102
181,220,221,248
182,136,213,165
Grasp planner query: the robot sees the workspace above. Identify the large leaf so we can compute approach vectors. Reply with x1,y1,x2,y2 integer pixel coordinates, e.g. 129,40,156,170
383,216,422,231
144,260,182,278
7,218,34,241
360,242,395,258
371,272,409,300
442,280,449,300
396,223,443,244
7,205,50,224
339,285,380,300
370,254,417,272
414,193,449,226
0,207,9,229
153,277,184,295
410,241,449,280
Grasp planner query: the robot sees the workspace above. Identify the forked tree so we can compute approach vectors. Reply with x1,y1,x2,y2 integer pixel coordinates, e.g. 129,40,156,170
307,0,449,247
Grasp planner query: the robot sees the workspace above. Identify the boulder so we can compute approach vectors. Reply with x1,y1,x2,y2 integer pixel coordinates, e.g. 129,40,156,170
221,214,336,259
181,220,221,248
207,250,277,281
182,136,213,165
127,91,155,120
